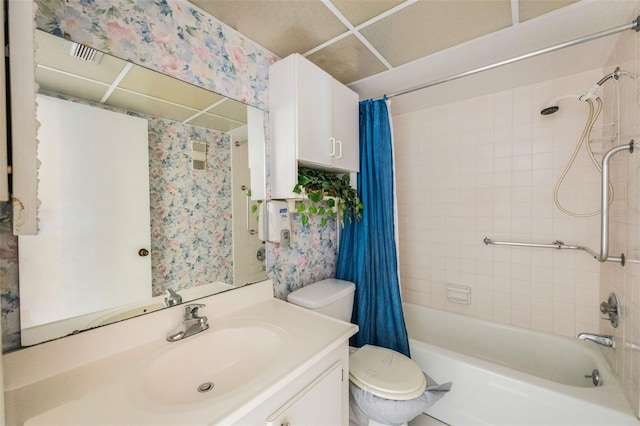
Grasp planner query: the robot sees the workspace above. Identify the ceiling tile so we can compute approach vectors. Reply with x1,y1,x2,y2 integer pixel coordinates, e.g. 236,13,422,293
36,68,109,103
330,0,405,26
189,0,347,57
35,31,127,84
519,0,580,22
360,0,513,67
118,65,226,110
209,99,248,124
307,35,388,84
106,89,196,122
187,113,246,133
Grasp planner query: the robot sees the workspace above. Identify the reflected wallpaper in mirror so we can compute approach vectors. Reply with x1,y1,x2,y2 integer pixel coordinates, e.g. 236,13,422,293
15,30,266,346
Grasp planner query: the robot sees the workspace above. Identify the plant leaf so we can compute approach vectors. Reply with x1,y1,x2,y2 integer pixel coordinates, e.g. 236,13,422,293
321,217,327,227
295,167,364,226
301,214,309,226
309,205,318,214
308,192,323,202
296,202,306,213
298,175,311,186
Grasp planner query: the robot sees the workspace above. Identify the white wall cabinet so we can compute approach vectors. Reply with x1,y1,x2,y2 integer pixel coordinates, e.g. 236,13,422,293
270,53,359,199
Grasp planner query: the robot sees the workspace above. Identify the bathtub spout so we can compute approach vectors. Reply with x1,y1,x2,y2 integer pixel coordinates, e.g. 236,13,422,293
578,333,615,348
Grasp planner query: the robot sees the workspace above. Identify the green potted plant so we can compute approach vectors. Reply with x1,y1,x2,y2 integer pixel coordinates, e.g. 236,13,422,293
293,167,363,226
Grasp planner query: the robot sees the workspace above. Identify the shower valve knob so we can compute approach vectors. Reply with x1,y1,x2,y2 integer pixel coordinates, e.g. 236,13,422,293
599,292,619,328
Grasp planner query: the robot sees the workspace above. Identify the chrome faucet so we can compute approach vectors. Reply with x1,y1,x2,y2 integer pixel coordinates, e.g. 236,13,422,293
578,333,615,348
164,288,182,307
166,303,209,342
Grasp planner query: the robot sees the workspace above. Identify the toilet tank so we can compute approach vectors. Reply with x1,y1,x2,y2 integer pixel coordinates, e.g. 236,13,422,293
286,279,355,322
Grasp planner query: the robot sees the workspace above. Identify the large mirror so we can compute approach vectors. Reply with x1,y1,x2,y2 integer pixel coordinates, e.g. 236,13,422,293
18,30,267,346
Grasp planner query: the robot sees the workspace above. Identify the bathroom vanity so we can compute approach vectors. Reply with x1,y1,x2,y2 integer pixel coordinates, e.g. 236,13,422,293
3,280,358,425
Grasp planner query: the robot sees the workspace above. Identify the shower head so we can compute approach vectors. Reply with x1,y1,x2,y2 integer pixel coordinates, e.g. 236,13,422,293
539,94,580,115
540,105,559,115
542,67,624,113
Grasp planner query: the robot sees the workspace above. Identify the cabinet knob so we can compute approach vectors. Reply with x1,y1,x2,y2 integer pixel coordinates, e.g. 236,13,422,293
138,248,150,257
281,423,291,426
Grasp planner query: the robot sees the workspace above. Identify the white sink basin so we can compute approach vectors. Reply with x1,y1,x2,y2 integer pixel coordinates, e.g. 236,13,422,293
132,322,290,408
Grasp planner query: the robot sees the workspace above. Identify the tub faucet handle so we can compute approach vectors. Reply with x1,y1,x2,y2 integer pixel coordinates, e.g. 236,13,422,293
599,292,619,328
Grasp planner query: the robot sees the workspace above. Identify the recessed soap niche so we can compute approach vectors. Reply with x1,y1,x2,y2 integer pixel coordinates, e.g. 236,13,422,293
447,284,471,305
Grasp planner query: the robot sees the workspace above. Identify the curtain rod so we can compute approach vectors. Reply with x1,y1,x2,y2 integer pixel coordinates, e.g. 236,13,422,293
378,15,640,101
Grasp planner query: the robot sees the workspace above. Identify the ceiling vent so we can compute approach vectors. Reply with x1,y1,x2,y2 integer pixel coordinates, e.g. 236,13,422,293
63,40,104,64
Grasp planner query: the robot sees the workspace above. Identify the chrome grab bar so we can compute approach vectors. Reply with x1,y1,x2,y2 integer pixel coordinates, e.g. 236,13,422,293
599,140,633,263
483,140,634,266
483,237,597,256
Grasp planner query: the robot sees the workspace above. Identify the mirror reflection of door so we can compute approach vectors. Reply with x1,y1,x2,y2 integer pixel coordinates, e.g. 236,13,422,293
14,29,267,347
19,94,151,345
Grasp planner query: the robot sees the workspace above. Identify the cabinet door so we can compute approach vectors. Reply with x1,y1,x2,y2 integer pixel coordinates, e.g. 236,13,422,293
296,55,334,168
332,80,359,172
266,362,343,426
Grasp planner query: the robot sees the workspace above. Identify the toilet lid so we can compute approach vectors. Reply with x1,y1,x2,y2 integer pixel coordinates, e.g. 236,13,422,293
349,345,426,400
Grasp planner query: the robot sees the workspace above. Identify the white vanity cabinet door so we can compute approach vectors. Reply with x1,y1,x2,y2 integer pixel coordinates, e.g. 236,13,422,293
266,361,343,426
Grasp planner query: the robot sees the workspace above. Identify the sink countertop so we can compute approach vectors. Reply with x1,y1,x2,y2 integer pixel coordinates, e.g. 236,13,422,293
5,282,358,425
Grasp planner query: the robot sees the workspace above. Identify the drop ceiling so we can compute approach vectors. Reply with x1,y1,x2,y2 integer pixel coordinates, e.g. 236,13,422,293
35,1,640,118
34,30,248,133
189,0,579,85
190,0,640,113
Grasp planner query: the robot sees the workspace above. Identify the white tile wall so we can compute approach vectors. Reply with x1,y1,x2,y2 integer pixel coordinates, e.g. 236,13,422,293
394,68,606,338
600,17,640,417
395,22,640,416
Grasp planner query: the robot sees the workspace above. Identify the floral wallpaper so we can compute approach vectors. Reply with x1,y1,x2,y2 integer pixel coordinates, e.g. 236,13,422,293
34,0,279,110
0,203,19,351
148,119,233,295
269,202,339,300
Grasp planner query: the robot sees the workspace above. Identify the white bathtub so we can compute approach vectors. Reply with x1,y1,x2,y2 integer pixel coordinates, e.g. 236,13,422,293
403,303,639,426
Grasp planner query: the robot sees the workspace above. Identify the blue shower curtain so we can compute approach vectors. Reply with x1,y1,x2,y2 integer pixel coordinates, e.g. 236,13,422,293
336,97,410,357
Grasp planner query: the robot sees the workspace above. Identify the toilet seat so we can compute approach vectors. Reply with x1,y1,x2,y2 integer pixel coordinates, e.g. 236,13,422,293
349,345,426,401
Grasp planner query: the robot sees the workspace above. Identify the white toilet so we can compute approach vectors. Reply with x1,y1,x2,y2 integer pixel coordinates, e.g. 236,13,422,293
287,278,427,426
